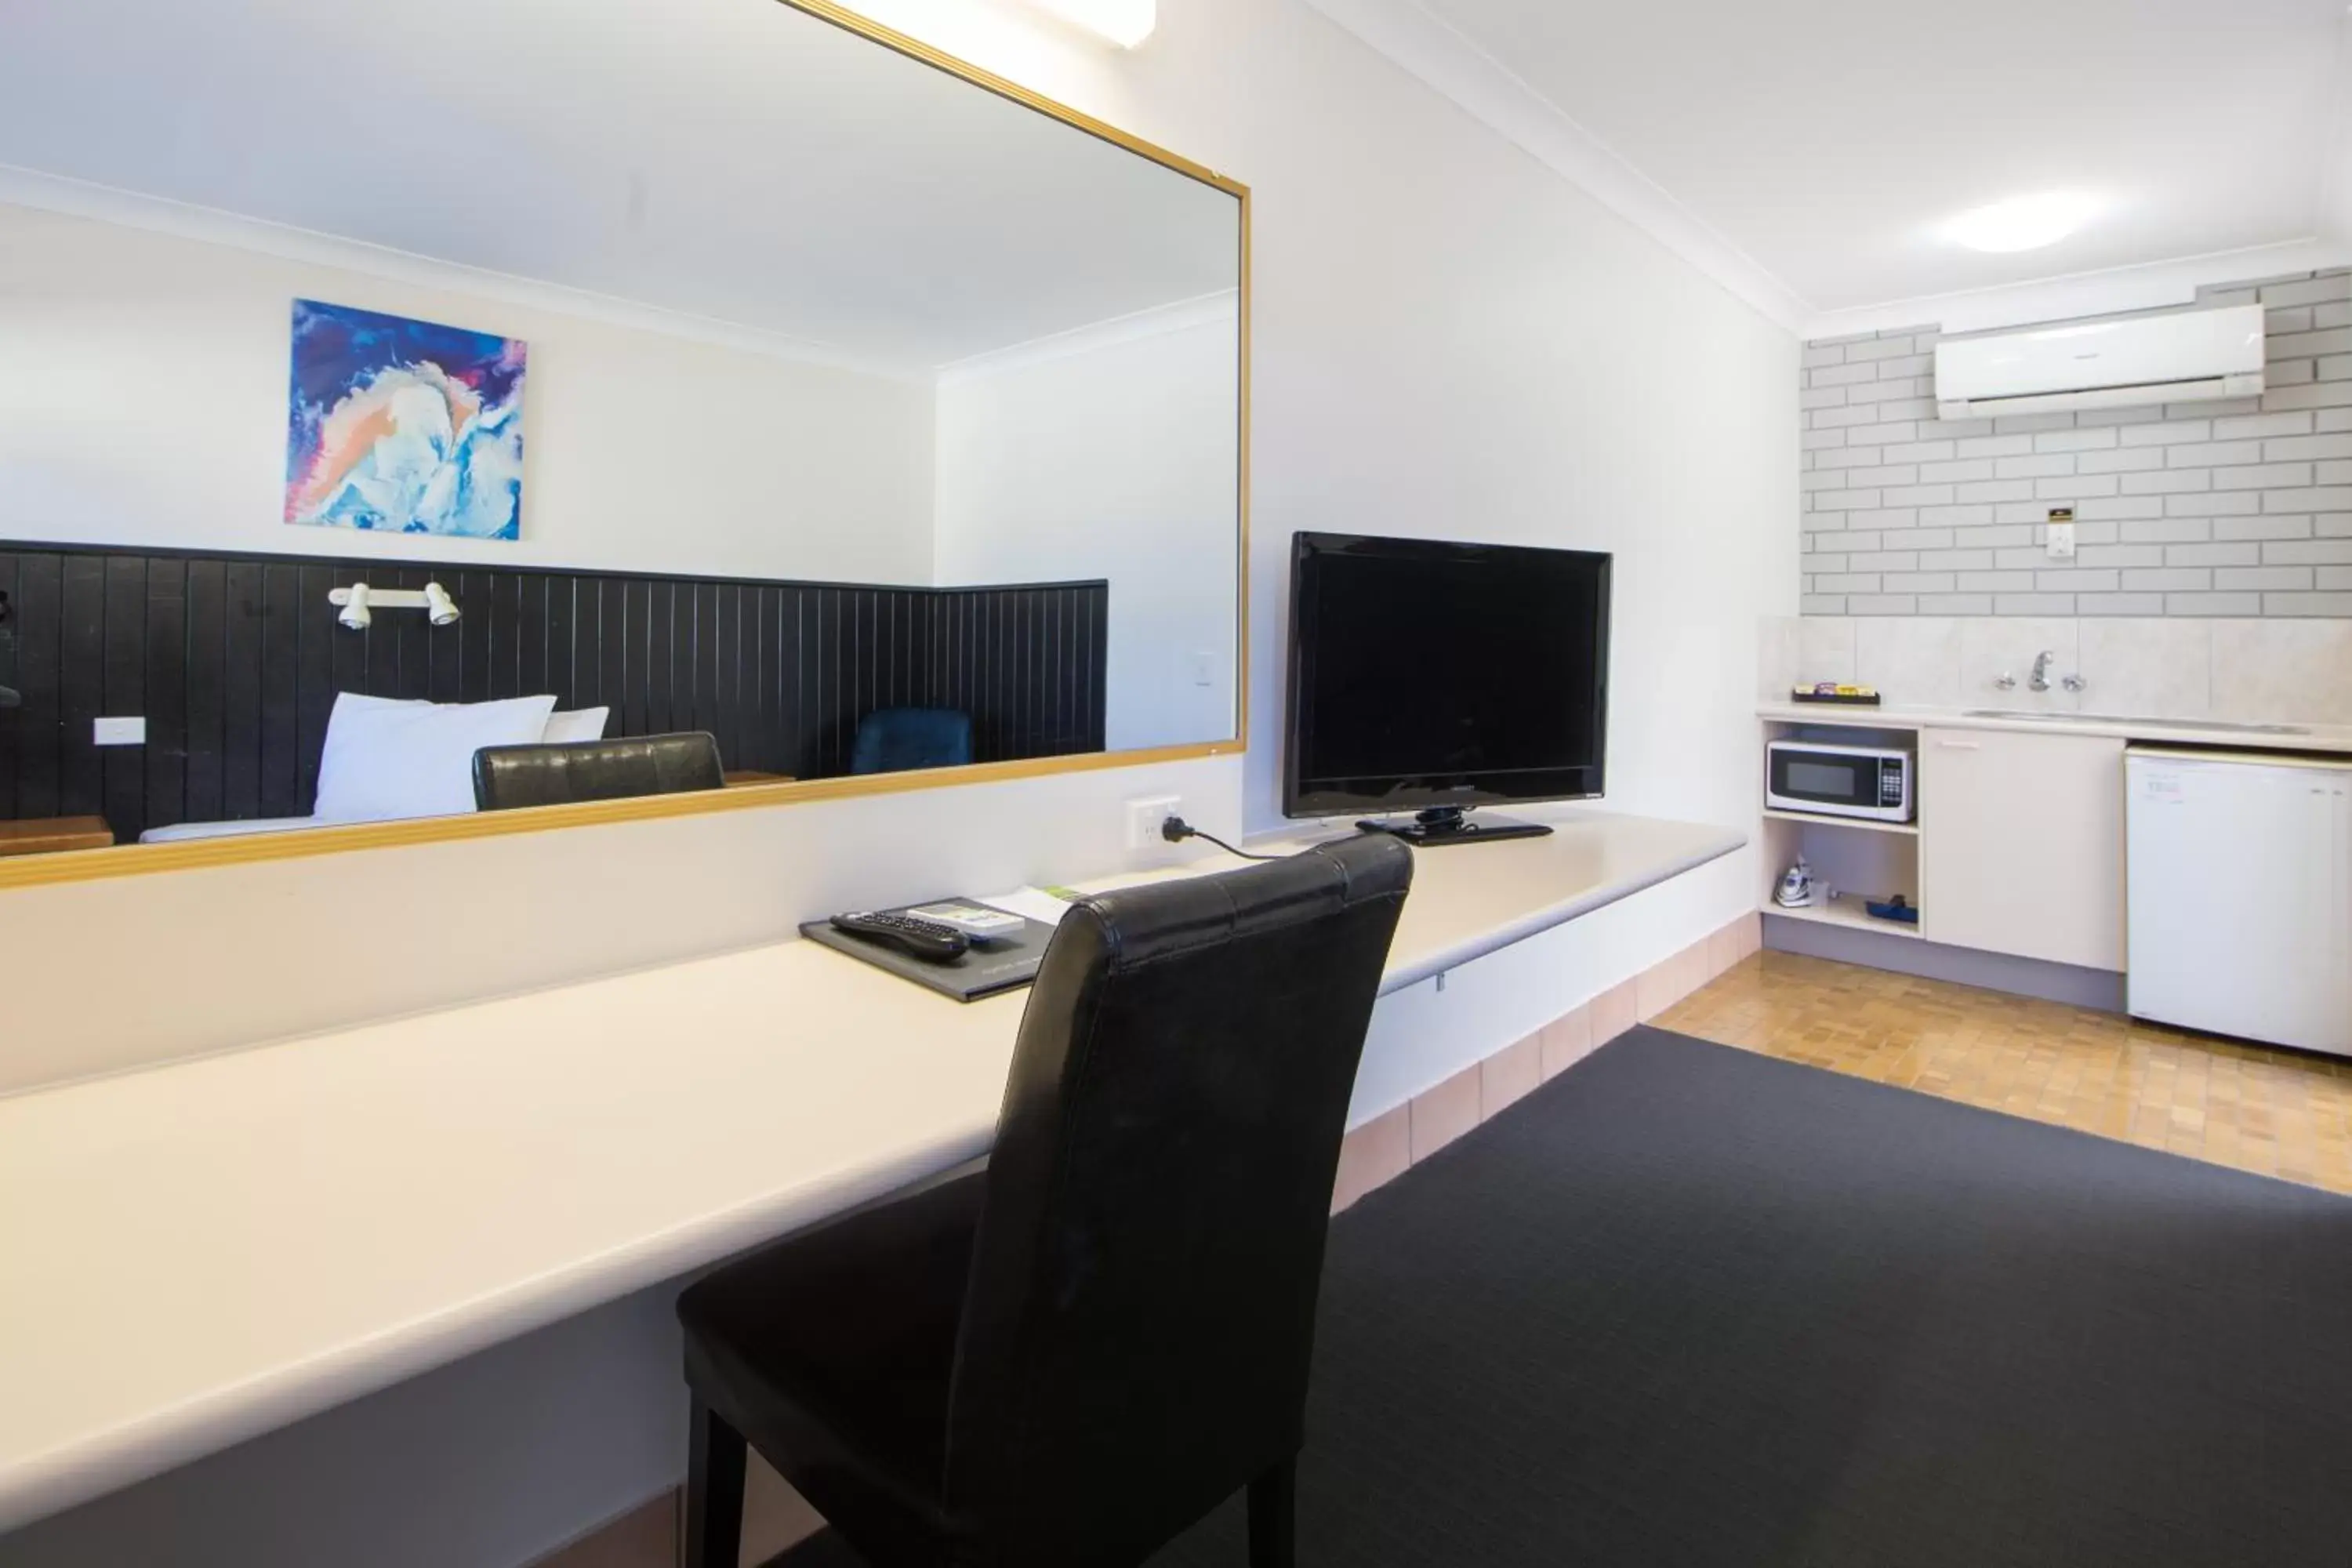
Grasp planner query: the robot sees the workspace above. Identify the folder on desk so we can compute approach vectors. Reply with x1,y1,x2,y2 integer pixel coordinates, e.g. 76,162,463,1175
800,896,1065,1003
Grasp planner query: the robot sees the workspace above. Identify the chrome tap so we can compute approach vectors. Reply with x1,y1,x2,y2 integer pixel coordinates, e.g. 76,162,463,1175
2030,649,2056,692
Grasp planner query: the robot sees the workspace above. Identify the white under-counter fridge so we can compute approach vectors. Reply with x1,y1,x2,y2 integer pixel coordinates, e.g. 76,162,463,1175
2126,748,2352,1057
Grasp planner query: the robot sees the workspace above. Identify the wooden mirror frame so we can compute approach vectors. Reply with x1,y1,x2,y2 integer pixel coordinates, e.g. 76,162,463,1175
0,0,1249,892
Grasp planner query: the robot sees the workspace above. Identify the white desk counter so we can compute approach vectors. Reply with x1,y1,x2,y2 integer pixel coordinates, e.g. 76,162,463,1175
0,810,1740,1534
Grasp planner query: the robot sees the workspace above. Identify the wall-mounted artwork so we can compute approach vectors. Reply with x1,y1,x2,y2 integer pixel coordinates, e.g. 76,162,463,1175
284,299,528,539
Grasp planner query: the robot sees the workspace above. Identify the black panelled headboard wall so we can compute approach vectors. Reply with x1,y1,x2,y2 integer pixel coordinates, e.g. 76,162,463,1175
0,542,1108,840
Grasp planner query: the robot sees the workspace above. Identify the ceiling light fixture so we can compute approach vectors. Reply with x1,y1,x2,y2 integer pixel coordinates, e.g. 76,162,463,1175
1015,0,1156,47
1942,192,2100,254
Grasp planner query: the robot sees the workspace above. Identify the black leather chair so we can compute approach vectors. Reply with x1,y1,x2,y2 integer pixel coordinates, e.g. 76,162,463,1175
675,833,1414,1568
470,731,725,811
851,707,975,775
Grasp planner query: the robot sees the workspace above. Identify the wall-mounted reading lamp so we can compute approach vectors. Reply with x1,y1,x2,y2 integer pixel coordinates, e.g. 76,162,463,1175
330,582,460,631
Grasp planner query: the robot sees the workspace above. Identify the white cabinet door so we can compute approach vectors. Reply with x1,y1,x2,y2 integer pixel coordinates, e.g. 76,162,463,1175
1919,728,2126,971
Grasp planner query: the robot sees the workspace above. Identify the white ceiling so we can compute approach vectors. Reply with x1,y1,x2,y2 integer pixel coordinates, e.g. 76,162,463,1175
0,0,1240,372
1316,0,2352,330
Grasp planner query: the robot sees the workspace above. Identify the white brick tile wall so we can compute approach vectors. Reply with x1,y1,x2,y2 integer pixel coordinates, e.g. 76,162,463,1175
1798,270,2352,617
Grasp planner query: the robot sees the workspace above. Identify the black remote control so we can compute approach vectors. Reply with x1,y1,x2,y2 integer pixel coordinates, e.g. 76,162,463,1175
829,910,971,964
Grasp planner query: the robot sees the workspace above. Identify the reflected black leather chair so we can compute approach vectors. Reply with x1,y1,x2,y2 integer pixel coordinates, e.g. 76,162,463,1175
851,707,975,776
470,731,724,811
675,833,1415,1568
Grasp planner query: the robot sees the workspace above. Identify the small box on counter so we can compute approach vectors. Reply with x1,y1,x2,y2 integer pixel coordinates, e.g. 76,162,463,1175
1790,682,1882,706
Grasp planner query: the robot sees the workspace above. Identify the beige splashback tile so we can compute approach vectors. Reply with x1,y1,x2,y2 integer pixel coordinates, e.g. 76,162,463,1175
2210,619,2352,724
1956,618,2082,712
1854,618,1962,708
1796,618,1857,687
2076,619,2210,720
1758,615,1802,702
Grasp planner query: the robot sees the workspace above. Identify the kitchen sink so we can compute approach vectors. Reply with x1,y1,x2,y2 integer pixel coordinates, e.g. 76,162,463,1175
1960,710,2310,735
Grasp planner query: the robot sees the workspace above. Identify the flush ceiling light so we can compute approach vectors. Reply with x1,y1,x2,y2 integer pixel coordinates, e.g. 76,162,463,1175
1015,0,1155,46
1942,192,2100,253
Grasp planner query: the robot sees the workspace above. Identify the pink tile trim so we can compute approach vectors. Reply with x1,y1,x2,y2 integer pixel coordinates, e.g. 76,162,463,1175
1479,1030,1543,1119
1409,1067,1483,1163
1331,1105,1412,1214
1708,923,1742,981
1330,913,1765,1211
1592,979,1640,1045
1539,1005,1594,1080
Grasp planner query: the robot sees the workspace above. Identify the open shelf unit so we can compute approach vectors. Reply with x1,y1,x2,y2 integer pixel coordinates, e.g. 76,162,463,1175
1766,893,1922,939
1760,713,1924,937
1762,808,1918,837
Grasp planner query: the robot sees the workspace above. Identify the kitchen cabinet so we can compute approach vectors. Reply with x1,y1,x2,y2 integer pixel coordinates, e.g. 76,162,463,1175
1918,727,2125,971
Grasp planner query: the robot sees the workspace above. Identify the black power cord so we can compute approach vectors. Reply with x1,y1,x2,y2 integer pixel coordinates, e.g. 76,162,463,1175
1160,814,1283,862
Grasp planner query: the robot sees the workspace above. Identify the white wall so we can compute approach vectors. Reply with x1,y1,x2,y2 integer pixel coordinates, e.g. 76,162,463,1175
1799,273,2352,619
934,303,1240,750
0,201,938,586
0,0,1796,1560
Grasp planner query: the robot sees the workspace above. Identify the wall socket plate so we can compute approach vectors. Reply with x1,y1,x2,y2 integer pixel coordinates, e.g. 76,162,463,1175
93,716,147,746
1124,794,1182,855
2045,521,2076,560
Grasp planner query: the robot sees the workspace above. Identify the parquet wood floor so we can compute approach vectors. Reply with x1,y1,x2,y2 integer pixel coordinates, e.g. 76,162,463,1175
1657,951,2352,1196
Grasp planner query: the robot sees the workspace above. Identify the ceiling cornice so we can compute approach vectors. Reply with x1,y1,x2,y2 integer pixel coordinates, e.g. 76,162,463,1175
936,289,1238,383
1297,0,1810,334
1802,238,2352,341
0,162,934,383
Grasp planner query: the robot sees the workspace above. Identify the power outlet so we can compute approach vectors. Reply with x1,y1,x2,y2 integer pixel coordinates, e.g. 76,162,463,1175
1124,794,1182,855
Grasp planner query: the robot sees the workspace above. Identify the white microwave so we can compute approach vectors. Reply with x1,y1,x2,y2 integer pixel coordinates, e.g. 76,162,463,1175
1766,740,1914,823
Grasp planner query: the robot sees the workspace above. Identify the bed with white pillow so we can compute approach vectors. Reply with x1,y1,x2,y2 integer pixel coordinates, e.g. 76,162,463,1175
138,698,610,844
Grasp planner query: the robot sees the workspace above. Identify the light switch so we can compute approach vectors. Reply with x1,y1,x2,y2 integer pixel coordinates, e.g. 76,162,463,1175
1190,652,1216,688
93,716,146,746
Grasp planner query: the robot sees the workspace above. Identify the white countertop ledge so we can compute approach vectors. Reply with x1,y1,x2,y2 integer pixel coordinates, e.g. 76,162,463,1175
0,809,1740,1535
1757,702,2352,754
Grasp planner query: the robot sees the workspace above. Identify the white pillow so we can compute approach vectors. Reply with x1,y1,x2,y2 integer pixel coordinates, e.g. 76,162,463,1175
542,706,610,744
314,691,559,822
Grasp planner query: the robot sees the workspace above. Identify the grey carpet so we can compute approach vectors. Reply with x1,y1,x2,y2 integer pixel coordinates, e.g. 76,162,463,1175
778,1025,2352,1567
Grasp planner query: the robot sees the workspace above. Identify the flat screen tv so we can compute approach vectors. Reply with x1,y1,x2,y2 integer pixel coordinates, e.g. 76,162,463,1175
1283,532,1610,845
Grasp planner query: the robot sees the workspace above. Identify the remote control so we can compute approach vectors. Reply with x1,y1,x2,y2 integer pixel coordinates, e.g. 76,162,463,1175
829,910,971,964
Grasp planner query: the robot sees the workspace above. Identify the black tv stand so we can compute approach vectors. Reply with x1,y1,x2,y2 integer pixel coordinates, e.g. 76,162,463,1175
1354,807,1552,848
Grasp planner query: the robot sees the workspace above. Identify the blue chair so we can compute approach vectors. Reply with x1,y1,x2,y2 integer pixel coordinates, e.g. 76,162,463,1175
850,707,974,775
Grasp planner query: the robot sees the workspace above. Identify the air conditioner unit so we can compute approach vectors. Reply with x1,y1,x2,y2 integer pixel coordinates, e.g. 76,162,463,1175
1933,304,2265,419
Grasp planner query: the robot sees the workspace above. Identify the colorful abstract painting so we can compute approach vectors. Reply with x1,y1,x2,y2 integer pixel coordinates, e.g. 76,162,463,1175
284,299,527,539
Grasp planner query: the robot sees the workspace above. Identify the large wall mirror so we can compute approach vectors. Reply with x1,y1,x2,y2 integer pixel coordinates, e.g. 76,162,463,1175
0,0,1244,883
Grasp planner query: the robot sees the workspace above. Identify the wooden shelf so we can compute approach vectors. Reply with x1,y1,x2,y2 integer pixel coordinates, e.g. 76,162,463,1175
1763,808,1920,837
1762,895,1923,939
